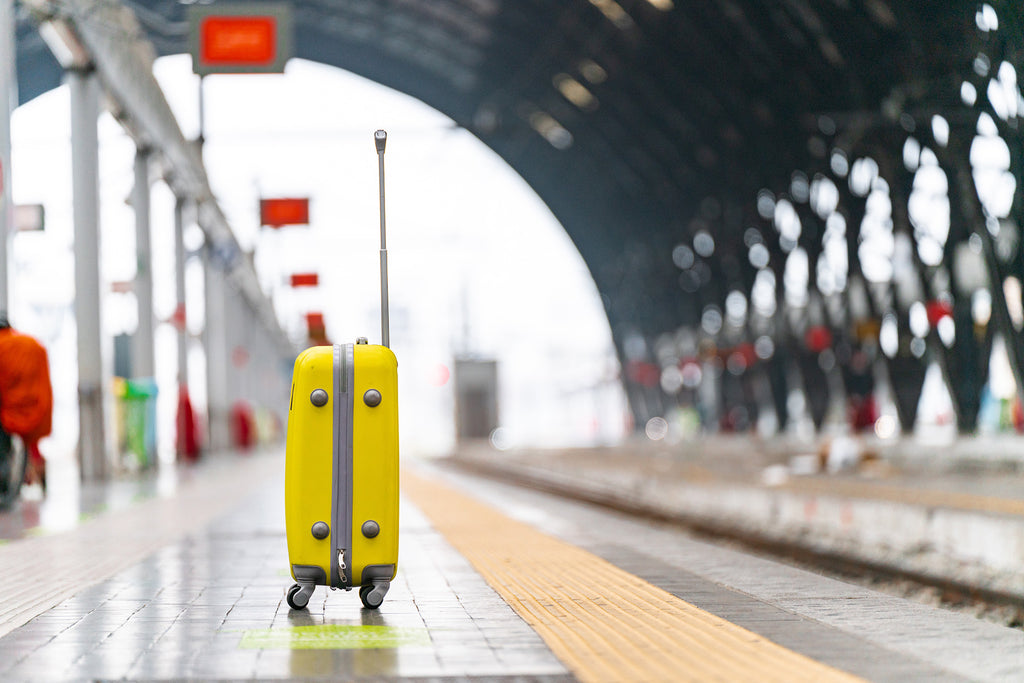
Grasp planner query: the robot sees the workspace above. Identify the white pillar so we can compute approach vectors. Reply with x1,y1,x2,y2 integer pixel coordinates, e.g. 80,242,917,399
132,147,155,378
230,293,248,402
203,244,230,452
0,0,15,311
174,196,187,385
70,68,106,480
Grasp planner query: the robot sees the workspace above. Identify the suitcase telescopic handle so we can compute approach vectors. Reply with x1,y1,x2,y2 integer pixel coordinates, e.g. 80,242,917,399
375,130,390,348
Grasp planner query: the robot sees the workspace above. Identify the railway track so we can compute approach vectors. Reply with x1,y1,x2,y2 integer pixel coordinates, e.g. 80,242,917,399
445,455,1024,631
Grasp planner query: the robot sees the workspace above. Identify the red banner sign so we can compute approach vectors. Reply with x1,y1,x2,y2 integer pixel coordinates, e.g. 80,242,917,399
260,198,309,227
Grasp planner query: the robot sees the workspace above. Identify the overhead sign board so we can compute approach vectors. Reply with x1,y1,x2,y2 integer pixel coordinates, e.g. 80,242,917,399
260,197,309,227
189,3,292,75
305,312,327,344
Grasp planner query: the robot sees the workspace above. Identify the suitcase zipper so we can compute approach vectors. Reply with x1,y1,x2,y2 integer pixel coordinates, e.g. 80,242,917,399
331,343,355,588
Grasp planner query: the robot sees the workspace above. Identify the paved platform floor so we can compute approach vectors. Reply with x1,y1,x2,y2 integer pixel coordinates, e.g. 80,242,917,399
0,453,569,681
0,447,1020,681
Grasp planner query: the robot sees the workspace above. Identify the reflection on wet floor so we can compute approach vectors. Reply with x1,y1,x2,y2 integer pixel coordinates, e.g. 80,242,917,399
3,447,1022,680
0,452,225,541
0,467,571,681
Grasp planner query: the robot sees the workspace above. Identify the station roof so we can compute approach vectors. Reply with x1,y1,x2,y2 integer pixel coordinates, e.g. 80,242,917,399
14,0,996,347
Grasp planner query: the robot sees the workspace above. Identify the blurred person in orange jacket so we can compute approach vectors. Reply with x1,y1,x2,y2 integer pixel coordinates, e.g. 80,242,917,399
0,313,53,490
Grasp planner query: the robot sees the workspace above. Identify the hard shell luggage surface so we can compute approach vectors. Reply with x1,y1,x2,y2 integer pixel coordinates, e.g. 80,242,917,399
284,342,399,610
350,343,400,587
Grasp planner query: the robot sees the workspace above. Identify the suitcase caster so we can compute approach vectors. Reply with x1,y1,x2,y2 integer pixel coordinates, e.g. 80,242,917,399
359,582,389,609
287,583,315,610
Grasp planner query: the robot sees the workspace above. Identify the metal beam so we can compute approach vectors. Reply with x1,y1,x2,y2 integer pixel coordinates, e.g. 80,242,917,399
23,0,294,356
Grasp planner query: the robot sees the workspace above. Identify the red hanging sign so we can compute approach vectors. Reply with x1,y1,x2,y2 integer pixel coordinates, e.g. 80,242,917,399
305,312,325,331
260,198,309,227
188,3,292,75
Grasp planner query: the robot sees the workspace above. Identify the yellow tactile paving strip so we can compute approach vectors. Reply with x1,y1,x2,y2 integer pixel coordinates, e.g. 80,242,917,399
402,470,865,683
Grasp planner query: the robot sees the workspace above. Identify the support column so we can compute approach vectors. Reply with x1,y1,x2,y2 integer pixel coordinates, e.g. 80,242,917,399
223,286,253,449
764,219,797,433
173,196,201,460
132,147,155,378
0,0,15,311
174,197,187,385
795,204,839,432
922,140,993,431
70,68,106,480
234,298,251,402
203,243,231,453
946,139,1024,411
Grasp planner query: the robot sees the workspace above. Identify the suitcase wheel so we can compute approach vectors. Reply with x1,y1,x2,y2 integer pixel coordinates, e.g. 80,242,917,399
286,583,313,610
359,583,388,609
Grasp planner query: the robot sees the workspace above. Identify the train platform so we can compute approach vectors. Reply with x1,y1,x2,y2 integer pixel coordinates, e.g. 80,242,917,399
450,433,1024,604
0,442,1020,682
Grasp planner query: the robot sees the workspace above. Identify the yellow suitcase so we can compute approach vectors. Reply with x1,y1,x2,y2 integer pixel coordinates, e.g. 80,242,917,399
284,130,399,610
285,341,399,609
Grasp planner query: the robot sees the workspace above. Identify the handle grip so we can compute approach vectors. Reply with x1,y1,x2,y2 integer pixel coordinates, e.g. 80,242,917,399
376,130,389,347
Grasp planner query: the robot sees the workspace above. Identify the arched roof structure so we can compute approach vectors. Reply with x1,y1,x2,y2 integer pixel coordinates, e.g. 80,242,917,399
15,0,1024,433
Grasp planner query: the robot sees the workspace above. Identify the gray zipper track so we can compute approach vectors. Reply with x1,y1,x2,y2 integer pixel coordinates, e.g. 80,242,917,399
330,343,355,587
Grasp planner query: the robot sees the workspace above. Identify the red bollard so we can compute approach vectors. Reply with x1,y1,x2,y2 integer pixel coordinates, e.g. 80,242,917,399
176,385,201,462
231,400,255,452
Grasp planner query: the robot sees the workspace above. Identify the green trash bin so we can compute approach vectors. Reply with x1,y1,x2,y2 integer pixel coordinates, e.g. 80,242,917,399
120,378,158,469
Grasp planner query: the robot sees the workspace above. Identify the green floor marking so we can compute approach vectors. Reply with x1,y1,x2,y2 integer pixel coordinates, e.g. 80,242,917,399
240,625,431,650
